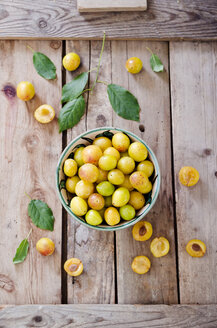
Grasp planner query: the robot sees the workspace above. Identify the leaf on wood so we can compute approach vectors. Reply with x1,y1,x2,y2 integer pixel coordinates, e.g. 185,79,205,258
58,96,86,132
28,200,54,231
150,54,164,73
33,52,56,79
61,72,88,103
107,84,140,122
13,239,29,264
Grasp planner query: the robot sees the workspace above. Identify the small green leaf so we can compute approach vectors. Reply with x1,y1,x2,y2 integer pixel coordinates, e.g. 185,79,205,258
81,137,93,144
72,143,86,151
95,131,114,139
58,96,86,132
59,180,66,190
13,239,29,264
150,54,164,73
28,200,54,231
107,84,140,122
33,52,56,80
61,72,88,103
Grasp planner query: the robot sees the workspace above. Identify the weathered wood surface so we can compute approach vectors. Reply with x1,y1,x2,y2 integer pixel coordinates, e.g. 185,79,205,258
111,41,178,304
170,41,217,304
78,0,147,12
66,41,115,304
1,304,217,327
0,40,62,304
0,1,217,40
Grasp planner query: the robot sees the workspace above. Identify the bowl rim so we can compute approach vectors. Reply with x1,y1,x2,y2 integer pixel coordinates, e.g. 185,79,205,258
56,127,161,231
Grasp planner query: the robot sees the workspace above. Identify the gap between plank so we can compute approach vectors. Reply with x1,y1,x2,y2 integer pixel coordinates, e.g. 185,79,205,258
168,41,180,304
61,40,68,304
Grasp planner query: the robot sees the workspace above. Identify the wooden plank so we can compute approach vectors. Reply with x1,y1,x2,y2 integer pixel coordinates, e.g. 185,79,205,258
1,304,217,327
170,41,217,304
78,0,147,12
0,1,217,40
0,40,62,304
111,41,178,304
65,41,115,304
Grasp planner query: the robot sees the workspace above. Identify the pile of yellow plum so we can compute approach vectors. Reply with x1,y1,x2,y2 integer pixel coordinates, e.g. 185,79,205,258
63,132,155,227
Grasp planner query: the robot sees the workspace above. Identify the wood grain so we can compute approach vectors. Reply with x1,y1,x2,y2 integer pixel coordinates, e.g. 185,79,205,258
78,0,147,12
111,41,178,304
65,41,115,304
0,1,217,40
170,42,217,304
1,304,217,327
0,40,62,304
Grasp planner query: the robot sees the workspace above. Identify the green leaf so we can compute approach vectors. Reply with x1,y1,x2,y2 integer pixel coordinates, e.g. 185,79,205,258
61,72,88,103
58,96,86,132
13,239,29,264
95,131,114,140
59,180,66,190
33,52,56,80
28,200,54,231
150,54,164,73
107,84,140,122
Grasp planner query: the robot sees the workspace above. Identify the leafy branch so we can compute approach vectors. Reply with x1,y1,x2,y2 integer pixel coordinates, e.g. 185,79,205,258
58,33,140,132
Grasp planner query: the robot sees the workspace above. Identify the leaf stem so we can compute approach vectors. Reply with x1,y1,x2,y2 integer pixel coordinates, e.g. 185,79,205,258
97,80,109,86
146,47,153,55
25,192,32,200
91,32,106,93
26,228,32,240
27,45,35,53
87,67,97,74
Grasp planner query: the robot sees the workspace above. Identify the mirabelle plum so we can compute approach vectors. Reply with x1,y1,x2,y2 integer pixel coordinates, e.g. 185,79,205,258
112,132,130,152
36,238,55,256
98,155,117,171
125,57,143,74
74,147,84,167
34,104,55,124
132,221,153,241
16,81,35,101
128,142,148,162
64,258,83,276
64,159,77,177
70,196,88,216
88,193,105,210
120,175,134,191
75,180,94,199
85,210,103,226
117,156,135,175
129,191,145,210
119,205,135,220
108,169,125,185
96,168,108,184
186,239,206,257
104,147,120,161
104,207,120,226
93,137,112,151
78,163,99,183
150,237,170,257
66,176,80,194
82,145,102,165
130,171,152,194
137,160,154,178
179,166,200,187
131,256,151,274
96,181,115,196
112,187,130,207
63,52,80,71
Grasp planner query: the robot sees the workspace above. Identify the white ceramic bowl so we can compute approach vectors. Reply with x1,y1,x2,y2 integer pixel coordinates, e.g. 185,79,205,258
56,127,160,231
